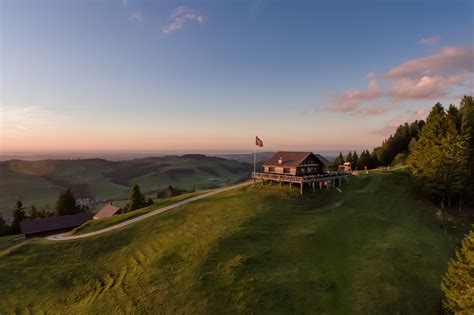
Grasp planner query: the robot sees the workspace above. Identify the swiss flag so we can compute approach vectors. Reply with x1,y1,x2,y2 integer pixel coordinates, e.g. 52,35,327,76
255,136,264,147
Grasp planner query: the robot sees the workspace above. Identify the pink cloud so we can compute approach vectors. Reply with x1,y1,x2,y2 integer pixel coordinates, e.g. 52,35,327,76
327,46,474,115
386,46,474,78
420,36,441,45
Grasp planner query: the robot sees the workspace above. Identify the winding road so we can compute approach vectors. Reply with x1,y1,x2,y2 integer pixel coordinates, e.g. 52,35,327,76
48,181,253,241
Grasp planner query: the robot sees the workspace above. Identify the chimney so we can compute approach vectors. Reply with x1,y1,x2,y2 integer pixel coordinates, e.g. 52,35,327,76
278,157,283,165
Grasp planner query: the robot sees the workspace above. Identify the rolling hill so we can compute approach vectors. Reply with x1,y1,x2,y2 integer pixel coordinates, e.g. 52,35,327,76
0,171,466,313
0,155,251,218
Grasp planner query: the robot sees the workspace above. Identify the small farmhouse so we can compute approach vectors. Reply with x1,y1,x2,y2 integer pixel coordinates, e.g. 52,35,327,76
253,151,349,194
20,212,94,238
262,151,330,175
94,204,121,219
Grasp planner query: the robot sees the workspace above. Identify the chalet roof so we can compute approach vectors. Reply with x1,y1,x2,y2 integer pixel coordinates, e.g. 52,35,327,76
20,212,94,235
314,154,331,167
94,204,121,219
263,151,331,168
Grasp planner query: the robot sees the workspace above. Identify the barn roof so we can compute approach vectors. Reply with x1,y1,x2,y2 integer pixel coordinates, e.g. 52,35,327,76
94,204,121,219
20,212,94,236
263,151,331,168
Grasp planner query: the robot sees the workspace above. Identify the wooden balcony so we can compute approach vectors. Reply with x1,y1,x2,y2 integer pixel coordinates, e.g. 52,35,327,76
252,172,349,184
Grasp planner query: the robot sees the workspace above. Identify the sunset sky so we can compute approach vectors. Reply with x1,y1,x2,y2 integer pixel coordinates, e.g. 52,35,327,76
1,0,473,153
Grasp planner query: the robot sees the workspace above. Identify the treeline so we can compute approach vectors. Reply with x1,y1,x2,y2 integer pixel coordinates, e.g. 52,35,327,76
331,120,425,171
0,189,89,236
408,96,473,208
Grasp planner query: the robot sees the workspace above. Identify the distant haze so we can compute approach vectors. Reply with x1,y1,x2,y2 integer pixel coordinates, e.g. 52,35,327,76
0,150,343,162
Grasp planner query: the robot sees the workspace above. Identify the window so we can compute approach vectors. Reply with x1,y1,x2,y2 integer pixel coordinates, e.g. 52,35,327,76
283,168,290,174
269,167,275,173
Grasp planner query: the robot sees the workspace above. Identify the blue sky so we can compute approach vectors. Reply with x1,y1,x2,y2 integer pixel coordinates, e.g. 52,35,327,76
1,0,473,153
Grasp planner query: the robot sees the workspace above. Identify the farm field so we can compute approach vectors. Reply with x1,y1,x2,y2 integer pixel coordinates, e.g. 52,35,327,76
0,155,251,218
0,172,465,313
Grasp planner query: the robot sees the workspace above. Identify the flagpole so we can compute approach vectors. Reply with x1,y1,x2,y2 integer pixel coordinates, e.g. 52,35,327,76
253,140,256,177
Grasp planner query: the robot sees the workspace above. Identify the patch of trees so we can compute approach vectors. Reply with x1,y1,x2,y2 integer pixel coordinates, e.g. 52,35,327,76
123,184,153,212
408,96,473,208
441,228,474,313
0,189,88,236
331,150,379,170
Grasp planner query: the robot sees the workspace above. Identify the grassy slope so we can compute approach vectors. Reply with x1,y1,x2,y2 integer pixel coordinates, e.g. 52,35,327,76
0,172,460,313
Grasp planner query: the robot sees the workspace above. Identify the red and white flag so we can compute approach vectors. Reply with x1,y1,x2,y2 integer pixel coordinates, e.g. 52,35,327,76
255,136,264,147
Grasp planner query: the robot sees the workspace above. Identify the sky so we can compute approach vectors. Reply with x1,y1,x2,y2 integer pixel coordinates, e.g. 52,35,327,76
1,0,473,154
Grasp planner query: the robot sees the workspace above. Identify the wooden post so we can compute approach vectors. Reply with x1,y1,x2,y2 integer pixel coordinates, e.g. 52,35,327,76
319,181,323,190
312,182,315,192
300,183,303,195
289,182,292,190
326,181,329,190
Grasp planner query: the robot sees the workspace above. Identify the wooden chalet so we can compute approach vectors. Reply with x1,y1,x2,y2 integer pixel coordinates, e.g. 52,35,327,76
253,151,349,194
20,212,94,238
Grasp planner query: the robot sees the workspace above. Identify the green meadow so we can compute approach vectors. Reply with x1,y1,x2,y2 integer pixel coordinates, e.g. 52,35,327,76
0,172,464,313
0,155,250,217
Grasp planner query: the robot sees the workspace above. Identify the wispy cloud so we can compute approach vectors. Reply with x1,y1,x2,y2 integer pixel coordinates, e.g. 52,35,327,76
128,11,143,24
326,46,474,115
420,36,441,45
162,6,205,34
0,106,64,137
122,0,128,7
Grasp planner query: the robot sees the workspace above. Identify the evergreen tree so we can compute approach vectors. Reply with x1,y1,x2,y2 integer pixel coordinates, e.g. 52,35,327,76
370,150,379,168
162,185,176,199
352,151,359,169
11,200,27,233
358,150,371,169
408,103,448,201
0,216,11,236
29,205,39,219
55,189,82,216
332,152,344,170
459,95,474,200
126,184,147,212
345,151,353,164
441,228,474,314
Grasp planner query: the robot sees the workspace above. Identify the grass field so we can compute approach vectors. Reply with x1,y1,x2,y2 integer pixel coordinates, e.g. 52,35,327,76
0,155,251,218
0,172,465,313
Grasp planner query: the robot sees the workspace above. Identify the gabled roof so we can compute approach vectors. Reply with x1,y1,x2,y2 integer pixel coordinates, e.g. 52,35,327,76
94,204,121,219
263,151,331,168
263,151,312,168
314,154,331,167
20,212,94,235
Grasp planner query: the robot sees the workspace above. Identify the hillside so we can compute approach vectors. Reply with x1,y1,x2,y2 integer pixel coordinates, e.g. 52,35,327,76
0,172,465,313
0,155,251,218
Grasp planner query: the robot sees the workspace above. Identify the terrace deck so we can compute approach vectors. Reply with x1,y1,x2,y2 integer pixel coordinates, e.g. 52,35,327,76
252,172,350,194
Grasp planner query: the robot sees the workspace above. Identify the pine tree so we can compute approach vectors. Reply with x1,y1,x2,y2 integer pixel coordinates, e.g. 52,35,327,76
352,151,359,169
459,95,474,200
162,185,176,199
29,205,39,219
408,103,448,201
0,216,10,236
127,184,146,212
11,200,27,233
441,228,474,314
345,151,353,164
332,152,344,170
358,150,371,169
56,189,81,216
